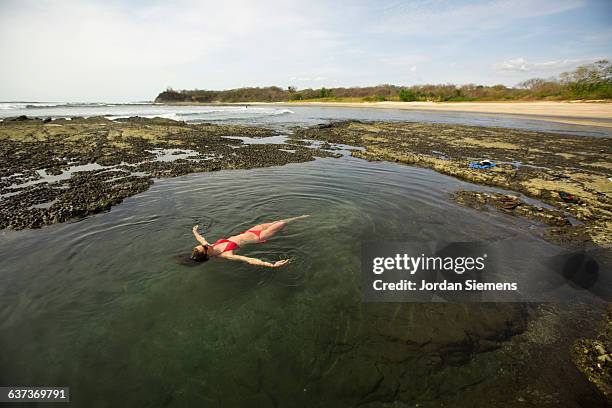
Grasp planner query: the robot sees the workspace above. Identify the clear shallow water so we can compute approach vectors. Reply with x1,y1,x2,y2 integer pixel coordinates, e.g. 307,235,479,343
1,101,610,136
1,103,608,405
0,154,592,406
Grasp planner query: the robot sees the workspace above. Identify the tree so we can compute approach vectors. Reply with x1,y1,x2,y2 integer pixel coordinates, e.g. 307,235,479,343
399,88,417,101
561,60,611,85
560,60,612,98
319,87,333,98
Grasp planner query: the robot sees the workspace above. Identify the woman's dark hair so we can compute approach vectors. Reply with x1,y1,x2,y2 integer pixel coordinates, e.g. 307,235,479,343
191,245,209,262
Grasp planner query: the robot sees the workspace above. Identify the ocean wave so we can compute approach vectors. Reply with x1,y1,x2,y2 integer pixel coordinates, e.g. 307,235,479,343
0,102,156,111
181,107,293,116
106,107,293,122
25,104,66,109
0,102,112,110
105,113,182,121
272,108,294,115
0,103,56,110
0,101,294,124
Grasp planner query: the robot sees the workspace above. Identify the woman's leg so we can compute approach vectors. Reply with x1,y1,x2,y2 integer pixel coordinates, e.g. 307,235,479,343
249,215,309,233
259,215,310,240
259,220,287,240
248,222,274,231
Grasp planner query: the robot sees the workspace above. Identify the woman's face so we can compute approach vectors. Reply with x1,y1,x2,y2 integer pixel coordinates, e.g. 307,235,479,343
191,245,208,261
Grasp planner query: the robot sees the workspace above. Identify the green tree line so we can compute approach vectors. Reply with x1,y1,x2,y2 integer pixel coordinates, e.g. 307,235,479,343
156,60,612,103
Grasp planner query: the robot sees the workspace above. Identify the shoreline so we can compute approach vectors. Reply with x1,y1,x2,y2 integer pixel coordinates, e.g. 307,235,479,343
241,100,612,128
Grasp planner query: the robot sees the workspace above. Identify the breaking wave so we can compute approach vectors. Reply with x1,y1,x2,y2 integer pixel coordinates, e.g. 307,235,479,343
0,102,294,123
104,107,294,122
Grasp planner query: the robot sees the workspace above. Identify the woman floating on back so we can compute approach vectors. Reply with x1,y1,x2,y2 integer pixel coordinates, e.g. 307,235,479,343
190,215,310,267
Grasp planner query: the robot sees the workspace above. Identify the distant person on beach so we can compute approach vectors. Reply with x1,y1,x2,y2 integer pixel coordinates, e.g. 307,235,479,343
190,215,310,267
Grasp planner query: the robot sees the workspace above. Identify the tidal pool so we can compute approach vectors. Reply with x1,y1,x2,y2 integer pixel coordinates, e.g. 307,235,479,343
0,153,605,406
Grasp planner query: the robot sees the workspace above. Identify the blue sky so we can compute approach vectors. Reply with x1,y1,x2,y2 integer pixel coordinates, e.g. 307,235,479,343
0,0,611,101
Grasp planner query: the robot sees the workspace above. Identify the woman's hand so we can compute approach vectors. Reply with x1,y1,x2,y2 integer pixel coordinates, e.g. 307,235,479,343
271,259,291,268
192,225,209,246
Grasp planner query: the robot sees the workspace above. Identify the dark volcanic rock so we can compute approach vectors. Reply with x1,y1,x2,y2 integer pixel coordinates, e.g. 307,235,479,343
0,117,336,229
7,115,32,122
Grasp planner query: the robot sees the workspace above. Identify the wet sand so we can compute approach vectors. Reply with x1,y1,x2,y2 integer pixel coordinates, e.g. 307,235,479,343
254,101,612,128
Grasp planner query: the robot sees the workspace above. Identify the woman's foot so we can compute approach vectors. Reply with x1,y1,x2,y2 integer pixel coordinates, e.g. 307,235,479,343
283,214,310,223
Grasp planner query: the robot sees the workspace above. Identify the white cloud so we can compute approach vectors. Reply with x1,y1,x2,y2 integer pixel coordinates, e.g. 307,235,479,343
497,58,531,72
495,57,601,73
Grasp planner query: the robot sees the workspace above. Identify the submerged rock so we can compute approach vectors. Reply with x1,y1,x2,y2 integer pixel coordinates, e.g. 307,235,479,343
572,305,612,404
453,190,570,226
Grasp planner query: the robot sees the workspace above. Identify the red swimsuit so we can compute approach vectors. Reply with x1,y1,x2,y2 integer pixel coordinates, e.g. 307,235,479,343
244,229,267,243
210,229,267,254
210,239,240,252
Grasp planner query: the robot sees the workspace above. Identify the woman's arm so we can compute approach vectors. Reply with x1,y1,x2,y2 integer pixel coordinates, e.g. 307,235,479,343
222,254,290,268
192,225,210,246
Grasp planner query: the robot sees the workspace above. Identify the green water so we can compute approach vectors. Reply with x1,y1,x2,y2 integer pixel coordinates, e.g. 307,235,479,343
0,154,602,406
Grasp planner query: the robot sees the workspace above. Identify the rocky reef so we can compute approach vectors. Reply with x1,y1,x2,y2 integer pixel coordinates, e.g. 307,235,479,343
293,121,612,247
3,117,611,248
0,116,338,229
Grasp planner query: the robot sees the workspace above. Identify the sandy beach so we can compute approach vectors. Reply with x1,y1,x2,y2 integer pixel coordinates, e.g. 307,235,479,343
253,101,612,128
